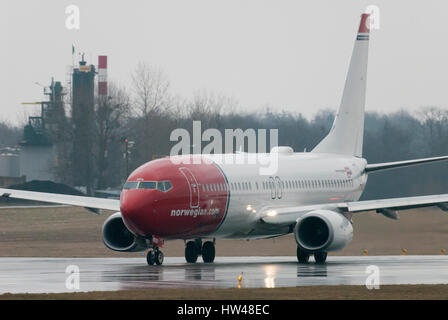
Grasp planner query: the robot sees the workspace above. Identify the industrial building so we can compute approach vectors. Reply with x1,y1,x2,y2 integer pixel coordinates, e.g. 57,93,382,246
0,55,108,191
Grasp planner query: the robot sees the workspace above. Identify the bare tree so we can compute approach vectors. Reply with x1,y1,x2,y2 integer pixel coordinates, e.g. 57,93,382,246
131,62,171,160
0,119,21,148
419,106,448,155
94,82,131,188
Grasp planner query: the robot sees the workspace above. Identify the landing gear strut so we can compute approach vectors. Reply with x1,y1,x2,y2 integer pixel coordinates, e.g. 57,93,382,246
185,239,216,263
146,247,164,265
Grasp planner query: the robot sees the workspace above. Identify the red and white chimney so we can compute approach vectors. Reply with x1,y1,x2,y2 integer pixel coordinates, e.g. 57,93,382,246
98,55,107,96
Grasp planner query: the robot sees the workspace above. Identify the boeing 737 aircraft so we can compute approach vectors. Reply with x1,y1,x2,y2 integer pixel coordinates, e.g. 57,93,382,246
2,13,448,265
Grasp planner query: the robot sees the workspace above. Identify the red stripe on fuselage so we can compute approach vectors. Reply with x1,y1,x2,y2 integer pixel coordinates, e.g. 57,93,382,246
120,156,229,239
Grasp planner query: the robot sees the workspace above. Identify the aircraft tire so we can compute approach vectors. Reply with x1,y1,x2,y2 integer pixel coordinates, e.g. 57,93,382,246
146,250,155,265
154,250,164,265
202,241,215,263
314,252,327,264
185,241,198,263
297,247,310,264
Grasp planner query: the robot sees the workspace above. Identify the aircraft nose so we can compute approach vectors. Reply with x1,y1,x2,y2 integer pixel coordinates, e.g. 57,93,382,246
120,190,155,236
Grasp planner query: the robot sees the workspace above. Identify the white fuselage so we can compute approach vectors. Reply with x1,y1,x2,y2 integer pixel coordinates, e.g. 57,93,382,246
207,152,367,239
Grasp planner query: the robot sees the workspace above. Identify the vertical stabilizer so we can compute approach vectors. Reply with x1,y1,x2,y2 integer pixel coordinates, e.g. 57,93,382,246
312,13,370,157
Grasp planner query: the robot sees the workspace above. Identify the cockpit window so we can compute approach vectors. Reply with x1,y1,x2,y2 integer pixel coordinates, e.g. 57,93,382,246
123,180,172,192
164,181,172,191
156,181,172,192
157,181,166,192
123,181,139,189
138,181,157,189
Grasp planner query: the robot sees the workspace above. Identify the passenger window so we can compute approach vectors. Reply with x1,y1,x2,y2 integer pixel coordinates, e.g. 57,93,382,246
123,181,139,189
138,181,157,189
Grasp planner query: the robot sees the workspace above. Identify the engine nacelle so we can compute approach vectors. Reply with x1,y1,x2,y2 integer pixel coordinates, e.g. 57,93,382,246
102,212,148,252
294,210,353,252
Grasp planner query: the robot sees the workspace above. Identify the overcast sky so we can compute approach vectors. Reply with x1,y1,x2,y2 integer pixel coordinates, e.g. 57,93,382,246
1,0,448,124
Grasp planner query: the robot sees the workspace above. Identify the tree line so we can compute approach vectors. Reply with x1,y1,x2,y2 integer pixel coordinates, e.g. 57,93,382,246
1,62,448,200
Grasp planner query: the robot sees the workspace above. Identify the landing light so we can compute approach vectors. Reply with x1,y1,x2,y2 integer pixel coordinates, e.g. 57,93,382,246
267,210,277,217
246,205,252,211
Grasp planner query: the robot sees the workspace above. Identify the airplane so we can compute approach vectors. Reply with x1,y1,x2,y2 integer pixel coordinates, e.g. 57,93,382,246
2,13,448,266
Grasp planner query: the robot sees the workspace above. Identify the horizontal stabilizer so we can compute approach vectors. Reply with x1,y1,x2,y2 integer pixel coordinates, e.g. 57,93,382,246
365,155,448,173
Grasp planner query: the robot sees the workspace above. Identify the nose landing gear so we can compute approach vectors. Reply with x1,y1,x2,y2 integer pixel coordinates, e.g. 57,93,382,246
185,239,216,263
146,247,164,265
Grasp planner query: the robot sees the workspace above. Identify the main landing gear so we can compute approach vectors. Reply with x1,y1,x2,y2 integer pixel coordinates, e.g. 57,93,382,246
146,247,164,265
297,246,327,264
185,238,216,263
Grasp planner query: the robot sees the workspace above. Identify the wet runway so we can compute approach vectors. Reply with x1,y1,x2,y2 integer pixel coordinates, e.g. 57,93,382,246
0,256,447,293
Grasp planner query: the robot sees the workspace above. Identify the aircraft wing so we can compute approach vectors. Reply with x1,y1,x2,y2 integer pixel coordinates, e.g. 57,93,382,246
261,194,448,225
0,188,120,213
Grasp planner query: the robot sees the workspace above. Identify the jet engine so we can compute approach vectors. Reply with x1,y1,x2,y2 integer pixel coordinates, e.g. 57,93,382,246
294,210,353,252
102,212,147,252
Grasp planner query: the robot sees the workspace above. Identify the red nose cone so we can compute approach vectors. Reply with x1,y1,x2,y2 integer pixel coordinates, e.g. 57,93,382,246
119,157,229,239
120,189,155,236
